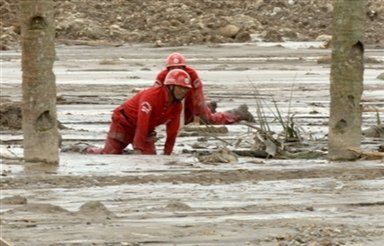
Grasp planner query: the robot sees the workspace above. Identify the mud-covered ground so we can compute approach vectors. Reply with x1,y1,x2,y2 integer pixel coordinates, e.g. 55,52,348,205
1,42,384,245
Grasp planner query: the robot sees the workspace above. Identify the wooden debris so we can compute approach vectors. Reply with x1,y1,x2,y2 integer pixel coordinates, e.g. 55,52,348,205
0,146,23,160
278,150,326,159
0,237,13,246
183,149,269,158
233,150,269,158
197,147,238,164
349,147,384,160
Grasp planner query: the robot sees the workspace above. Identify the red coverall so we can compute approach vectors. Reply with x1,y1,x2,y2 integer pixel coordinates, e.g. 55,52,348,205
87,86,182,155
154,66,239,125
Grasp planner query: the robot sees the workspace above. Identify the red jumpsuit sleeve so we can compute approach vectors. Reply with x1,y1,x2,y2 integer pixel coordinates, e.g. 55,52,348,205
163,107,182,155
154,69,168,87
188,68,207,117
132,100,153,153
191,85,207,116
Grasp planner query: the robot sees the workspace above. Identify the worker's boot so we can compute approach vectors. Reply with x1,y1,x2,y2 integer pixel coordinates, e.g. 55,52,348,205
207,101,218,113
226,104,255,123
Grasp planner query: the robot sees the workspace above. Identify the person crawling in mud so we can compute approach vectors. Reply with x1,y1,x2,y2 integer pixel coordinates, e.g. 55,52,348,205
83,69,192,155
154,52,255,125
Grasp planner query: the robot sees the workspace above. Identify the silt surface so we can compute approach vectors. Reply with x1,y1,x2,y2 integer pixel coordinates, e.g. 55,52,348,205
1,42,384,245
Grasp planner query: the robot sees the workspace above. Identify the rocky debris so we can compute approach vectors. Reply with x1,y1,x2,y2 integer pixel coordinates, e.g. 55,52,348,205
2,0,384,47
1,0,19,49
364,57,382,64
263,29,284,42
191,138,209,149
218,24,240,38
12,203,70,214
1,195,27,205
315,34,332,42
316,34,332,48
76,201,116,219
61,142,94,153
378,72,384,80
0,101,66,131
278,150,326,159
197,147,238,164
273,224,380,245
362,124,384,138
165,200,192,211
0,102,22,130
379,144,384,152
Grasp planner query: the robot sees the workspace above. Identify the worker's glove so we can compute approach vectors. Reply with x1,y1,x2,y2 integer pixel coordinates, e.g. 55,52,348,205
226,104,255,122
207,101,218,113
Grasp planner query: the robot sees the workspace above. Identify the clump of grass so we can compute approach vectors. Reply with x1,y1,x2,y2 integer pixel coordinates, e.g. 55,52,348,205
250,82,303,145
272,98,302,143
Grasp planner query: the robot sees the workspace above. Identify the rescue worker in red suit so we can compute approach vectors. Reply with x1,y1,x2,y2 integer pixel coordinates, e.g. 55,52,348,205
86,69,192,155
154,52,254,125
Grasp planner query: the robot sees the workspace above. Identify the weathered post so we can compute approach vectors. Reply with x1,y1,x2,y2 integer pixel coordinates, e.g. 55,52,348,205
328,0,365,160
20,0,59,164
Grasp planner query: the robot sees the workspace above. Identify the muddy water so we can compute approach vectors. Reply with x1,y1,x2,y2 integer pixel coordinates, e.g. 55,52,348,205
1,42,384,245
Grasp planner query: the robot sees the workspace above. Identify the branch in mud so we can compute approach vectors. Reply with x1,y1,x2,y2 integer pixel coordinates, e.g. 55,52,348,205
183,148,268,159
348,147,384,160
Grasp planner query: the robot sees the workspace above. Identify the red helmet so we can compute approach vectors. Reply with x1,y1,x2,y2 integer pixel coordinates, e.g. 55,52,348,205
164,69,192,89
166,52,186,68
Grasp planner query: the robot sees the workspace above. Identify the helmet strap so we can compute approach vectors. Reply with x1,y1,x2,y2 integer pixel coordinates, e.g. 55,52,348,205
168,85,176,101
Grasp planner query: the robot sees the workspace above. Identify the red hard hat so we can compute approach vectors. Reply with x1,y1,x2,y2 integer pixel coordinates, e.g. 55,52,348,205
166,52,186,68
164,69,192,89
